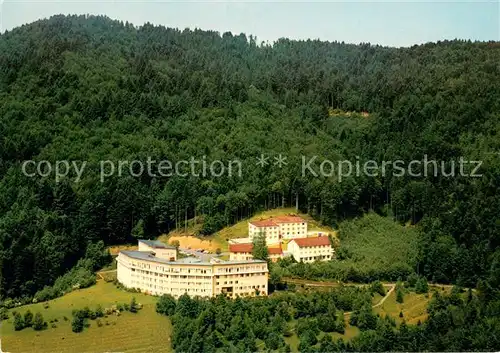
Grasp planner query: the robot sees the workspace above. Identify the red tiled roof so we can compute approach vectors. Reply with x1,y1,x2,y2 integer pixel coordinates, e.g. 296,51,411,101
229,243,253,253
268,247,283,255
250,215,306,227
250,219,278,227
274,216,306,223
229,243,283,255
290,236,331,248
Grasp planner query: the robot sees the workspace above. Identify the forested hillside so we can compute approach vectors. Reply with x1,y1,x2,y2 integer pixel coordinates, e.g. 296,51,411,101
1,14,499,300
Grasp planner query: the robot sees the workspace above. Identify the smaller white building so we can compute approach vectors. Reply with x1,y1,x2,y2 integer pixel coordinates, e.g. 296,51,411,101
138,239,177,261
288,236,334,263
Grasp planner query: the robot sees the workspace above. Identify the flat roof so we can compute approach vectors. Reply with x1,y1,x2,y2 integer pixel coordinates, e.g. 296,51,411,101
120,250,267,266
138,239,176,249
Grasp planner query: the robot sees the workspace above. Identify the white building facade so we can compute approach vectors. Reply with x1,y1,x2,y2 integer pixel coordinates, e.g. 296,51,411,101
248,216,307,244
117,241,269,298
288,236,334,263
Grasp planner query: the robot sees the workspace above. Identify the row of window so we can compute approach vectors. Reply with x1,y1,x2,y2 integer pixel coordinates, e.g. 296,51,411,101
216,272,267,278
299,255,332,261
215,266,267,273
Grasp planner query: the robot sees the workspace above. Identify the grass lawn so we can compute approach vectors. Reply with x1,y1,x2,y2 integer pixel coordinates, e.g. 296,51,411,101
1,281,172,353
374,286,452,326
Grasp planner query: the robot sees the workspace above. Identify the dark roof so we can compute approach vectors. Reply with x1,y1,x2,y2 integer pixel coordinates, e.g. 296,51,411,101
138,239,176,249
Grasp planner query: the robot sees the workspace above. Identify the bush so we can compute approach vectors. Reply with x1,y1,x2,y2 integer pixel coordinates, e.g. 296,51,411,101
33,312,46,331
95,305,104,317
318,314,337,333
156,295,176,316
0,307,9,321
13,311,24,331
23,310,34,327
265,332,285,350
71,315,84,333
130,297,138,313
335,314,345,334
370,281,386,296
415,277,429,294
349,305,377,331
82,306,92,319
396,287,404,303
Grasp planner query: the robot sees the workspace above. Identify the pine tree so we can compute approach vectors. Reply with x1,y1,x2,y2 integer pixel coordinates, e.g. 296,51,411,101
252,231,269,262
33,312,46,331
23,310,33,327
13,311,25,331
130,297,138,313
396,287,404,303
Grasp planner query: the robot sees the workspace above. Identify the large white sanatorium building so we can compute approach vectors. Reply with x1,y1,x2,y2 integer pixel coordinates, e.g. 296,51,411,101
117,240,268,298
248,216,308,244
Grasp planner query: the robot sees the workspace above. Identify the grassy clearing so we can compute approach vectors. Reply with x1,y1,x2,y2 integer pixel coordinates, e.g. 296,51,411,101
334,212,419,279
375,290,430,325
1,281,172,353
284,320,360,352
375,286,452,326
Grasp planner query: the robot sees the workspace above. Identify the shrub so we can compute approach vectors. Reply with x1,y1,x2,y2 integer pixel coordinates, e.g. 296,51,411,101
72,315,84,333
130,297,138,313
415,277,429,294
396,287,404,303
13,311,24,331
370,281,386,296
0,307,9,321
156,295,176,316
23,310,34,327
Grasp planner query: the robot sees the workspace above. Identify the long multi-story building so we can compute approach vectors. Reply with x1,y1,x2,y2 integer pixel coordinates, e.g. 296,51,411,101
248,215,307,244
117,240,268,298
287,236,334,263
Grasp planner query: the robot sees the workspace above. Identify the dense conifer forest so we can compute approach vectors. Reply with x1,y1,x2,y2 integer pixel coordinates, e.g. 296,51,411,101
0,13,499,322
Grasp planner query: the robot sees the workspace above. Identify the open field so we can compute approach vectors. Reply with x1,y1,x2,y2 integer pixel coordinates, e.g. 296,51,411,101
160,208,338,252
1,281,172,353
